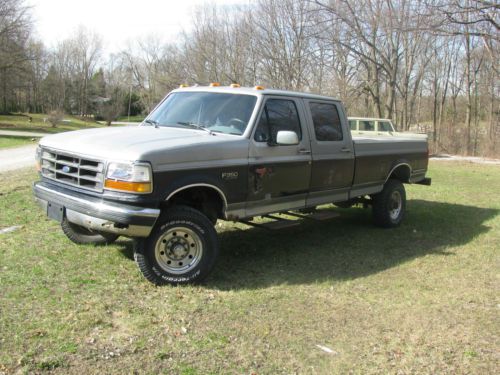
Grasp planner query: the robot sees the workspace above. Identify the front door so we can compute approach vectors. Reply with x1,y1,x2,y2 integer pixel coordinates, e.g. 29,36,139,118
246,96,312,216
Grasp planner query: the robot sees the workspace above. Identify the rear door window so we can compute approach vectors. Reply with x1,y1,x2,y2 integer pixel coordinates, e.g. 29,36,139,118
309,102,343,141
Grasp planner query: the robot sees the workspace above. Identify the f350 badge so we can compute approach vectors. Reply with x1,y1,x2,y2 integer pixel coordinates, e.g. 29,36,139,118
222,171,238,180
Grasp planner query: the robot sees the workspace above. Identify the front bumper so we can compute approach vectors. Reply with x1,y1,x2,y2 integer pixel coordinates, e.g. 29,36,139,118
33,181,160,237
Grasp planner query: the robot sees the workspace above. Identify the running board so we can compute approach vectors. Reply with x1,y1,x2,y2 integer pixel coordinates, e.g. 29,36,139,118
285,210,340,221
241,215,300,230
240,209,339,230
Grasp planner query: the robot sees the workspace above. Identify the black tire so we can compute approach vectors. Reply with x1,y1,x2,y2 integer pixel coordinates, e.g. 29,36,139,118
134,205,219,285
371,179,406,228
61,218,119,245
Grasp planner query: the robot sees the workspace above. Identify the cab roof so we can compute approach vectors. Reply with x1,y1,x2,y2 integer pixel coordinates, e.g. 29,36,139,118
170,85,341,103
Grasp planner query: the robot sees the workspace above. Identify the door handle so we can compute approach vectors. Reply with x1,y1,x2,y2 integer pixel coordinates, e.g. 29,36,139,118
340,147,351,153
298,149,311,154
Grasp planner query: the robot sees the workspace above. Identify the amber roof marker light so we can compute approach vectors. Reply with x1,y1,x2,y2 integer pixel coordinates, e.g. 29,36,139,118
254,85,265,90
209,82,221,87
179,84,189,88
230,83,241,88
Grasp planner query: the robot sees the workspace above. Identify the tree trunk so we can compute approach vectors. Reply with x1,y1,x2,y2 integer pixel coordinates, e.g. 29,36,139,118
464,32,473,155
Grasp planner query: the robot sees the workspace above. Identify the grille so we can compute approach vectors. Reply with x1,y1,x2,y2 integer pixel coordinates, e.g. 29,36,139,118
41,148,105,192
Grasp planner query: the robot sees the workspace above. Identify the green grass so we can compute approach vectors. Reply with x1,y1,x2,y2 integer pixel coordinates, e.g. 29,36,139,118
0,162,498,374
0,136,38,149
0,113,106,134
116,115,145,123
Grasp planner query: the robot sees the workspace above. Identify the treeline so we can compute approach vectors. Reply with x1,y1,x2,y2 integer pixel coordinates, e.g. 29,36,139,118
0,0,498,156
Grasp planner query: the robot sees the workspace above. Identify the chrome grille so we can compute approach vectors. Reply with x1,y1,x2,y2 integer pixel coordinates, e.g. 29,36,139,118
41,149,105,192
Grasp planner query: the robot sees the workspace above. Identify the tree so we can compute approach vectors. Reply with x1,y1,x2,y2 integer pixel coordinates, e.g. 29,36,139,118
0,0,34,113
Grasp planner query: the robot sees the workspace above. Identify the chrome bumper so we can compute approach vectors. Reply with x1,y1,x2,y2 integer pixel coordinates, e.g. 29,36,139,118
33,182,160,237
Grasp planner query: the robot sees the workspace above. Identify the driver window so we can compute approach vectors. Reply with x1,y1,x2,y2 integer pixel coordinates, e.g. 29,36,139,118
254,99,302,143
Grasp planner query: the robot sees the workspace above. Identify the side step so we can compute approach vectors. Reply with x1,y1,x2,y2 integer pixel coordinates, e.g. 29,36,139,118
285,210,340,221
241,214,301,230
240,209,339,230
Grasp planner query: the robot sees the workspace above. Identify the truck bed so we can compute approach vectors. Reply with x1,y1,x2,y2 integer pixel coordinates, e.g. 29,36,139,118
350,134,428,196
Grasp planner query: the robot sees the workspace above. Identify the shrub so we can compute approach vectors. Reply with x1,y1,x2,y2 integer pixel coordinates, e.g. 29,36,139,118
47,110,63,128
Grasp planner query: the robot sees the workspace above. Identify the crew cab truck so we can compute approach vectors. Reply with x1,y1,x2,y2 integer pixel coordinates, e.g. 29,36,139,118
33,85,431,285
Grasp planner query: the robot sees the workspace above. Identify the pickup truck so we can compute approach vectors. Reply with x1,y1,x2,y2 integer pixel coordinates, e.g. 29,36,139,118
33,85,431,285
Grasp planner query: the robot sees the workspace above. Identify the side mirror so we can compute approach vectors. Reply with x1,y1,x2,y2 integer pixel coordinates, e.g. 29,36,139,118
276,130,299,145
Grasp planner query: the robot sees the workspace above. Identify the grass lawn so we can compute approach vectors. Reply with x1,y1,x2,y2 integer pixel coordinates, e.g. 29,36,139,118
0,162,498,374
0,136,38,149
0,113,107,134
116,115,145,123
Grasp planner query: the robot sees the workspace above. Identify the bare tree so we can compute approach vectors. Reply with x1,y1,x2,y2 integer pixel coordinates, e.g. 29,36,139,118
0,0,33,112
250,0,314,90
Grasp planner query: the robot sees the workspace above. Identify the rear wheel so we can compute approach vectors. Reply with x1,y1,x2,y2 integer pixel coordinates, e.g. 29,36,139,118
371,179,406,228
134,205,219,285
61,218,119,245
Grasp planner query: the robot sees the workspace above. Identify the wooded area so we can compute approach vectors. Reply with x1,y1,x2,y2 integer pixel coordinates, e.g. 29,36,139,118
0,0,498,156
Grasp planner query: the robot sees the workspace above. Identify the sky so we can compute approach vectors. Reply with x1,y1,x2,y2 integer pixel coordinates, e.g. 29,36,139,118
29,0,248,52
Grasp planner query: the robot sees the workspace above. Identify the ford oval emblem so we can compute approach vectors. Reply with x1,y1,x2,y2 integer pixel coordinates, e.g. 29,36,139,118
62,166,71,173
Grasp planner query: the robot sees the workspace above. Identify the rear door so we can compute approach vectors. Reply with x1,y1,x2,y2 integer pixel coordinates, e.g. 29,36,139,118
304,100,354,206
246,96,312,216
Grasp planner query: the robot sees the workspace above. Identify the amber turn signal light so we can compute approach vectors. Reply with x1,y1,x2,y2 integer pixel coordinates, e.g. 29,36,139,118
104,179,152,193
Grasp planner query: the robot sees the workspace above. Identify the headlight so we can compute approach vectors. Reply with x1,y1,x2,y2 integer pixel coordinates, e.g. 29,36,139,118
104,162,153,194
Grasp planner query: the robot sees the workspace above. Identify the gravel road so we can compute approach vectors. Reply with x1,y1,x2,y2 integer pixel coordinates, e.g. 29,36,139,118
0,144,37,173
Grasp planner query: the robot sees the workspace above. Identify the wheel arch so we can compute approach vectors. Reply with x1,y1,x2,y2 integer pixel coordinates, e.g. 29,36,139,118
164,183,228,220
385,162,412,184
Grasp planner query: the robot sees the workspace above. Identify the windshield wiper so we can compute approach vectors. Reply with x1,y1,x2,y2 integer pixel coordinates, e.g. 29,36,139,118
143,119,159,127
177,121,214,135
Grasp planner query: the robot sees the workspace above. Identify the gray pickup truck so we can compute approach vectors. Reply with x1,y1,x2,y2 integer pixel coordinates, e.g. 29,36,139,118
33,86,431,285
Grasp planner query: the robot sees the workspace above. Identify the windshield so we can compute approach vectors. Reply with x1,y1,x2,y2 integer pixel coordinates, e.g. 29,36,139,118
145,92,257,136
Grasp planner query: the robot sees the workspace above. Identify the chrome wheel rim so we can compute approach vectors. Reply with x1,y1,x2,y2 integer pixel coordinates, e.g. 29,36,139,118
389,190,402,220
154,227,203,274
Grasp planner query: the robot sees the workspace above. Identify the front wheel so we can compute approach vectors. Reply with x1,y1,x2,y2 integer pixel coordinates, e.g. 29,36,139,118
134,205,219,285
371,179,406,228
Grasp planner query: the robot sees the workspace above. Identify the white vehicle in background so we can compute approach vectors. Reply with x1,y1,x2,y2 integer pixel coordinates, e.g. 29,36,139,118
348,117,396,135
348,117,427,140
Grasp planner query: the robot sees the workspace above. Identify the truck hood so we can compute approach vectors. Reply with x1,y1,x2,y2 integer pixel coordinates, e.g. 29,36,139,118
39,126,243,163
